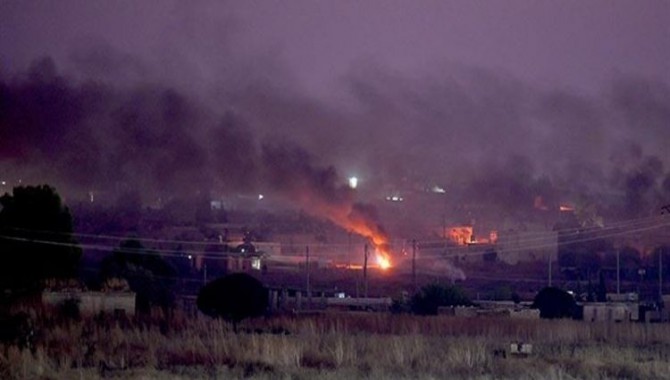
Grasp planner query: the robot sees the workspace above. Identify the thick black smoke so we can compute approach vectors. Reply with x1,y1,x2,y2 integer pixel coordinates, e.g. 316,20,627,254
0,57,390,236
0,58,243,199
1,56,670,232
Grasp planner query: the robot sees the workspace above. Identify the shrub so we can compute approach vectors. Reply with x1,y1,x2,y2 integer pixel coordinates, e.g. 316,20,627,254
532,287,576,319
197,273,268,327
411,284,471,315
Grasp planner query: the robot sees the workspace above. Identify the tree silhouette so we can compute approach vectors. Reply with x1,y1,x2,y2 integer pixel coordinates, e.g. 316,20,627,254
100,239,176,313
197,273,268,329
532,287,576,319
0,185,80,294
411,283,471,315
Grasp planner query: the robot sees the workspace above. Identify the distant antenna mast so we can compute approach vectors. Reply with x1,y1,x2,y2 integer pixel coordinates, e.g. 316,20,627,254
412,239,417,291
305,245,311,308
363,243,369,298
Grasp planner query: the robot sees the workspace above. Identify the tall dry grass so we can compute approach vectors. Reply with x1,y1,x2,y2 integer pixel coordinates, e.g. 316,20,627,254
2,309,670,379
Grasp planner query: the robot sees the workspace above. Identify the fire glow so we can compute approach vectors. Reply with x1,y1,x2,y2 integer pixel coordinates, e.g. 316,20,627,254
367,234,392,271
261,146,393,270
334,249,391,270
327,204,393,270
375,248,392,270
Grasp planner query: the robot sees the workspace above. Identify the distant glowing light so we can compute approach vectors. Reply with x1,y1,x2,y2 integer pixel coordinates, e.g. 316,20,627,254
386,195,404,202
258,194,264,200
376,254,391,270
559,204,574,212
348,176,358,189
187,255,193,260
432,186,445,194
1,181,5,186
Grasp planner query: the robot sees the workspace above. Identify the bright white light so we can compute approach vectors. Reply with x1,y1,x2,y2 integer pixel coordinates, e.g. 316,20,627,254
258,194,264,200
348,176,358,189
187,255,193,260
1,181,5,186
432,186,446,194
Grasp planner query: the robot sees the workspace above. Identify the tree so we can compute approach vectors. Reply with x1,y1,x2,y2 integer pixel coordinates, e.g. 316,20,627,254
411,283,471,315
649,245,670,280
100,239,176,313
483,248,497,263
619,247,641,281
0,185,80,294
532,287,576,319
197,273,268,329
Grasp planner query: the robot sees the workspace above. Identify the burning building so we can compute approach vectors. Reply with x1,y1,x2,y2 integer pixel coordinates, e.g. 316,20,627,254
447,225,498,246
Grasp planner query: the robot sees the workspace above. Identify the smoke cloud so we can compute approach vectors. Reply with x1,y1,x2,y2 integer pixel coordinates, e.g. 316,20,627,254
1,47,670,235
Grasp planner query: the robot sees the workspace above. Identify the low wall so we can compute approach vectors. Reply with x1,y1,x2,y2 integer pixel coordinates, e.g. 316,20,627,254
42,291,136,316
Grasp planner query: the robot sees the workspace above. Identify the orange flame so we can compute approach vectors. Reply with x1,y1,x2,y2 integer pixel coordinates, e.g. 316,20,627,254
375,250,392,270
280,183,393,269
322,203,393,270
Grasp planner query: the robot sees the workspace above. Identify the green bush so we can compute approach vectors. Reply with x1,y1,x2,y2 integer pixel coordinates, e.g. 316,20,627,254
197,273,268,328
532,287,576,319
411,284,471,315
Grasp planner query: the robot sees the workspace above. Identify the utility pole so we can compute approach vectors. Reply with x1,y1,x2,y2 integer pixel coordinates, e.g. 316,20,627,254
659,249,663,306
548,251,552,287
203,263,207,285
442,214,448,253
305,245,311,308
616,249,621,294
363,243,369,298
412,239,417,291
347,231,352,268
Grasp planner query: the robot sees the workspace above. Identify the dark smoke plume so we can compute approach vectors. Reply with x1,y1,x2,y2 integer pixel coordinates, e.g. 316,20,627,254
0,57,389,239
2,55,670,234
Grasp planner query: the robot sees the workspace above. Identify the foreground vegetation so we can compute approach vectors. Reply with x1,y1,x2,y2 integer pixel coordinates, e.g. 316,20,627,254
2,308,670,380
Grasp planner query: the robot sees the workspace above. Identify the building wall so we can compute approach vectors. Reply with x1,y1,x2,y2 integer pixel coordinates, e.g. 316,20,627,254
42,291,136,316
582,303,638,322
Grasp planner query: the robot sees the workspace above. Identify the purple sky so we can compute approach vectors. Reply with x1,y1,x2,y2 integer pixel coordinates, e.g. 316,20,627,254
235,1,670,98
1,1,669,224
1,1,668,98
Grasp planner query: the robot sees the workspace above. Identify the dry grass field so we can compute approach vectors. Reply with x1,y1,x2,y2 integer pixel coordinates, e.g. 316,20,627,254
2,309,670,379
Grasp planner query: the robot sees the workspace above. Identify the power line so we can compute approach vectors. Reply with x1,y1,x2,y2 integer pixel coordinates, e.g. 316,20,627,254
1,213,668,264
414,218,670,259
416,214,668,247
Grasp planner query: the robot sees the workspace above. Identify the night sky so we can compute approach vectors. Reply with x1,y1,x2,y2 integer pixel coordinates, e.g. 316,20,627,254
2,1,669,96
1,1,669,223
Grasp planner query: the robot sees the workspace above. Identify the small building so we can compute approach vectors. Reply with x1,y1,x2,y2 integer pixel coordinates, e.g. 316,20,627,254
325,296,392,312
606,293,639,303
582,303,638,322
42,291,136,316
510,308,541,319
439,303,540,319
223,251,266,272
438,306,479,317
